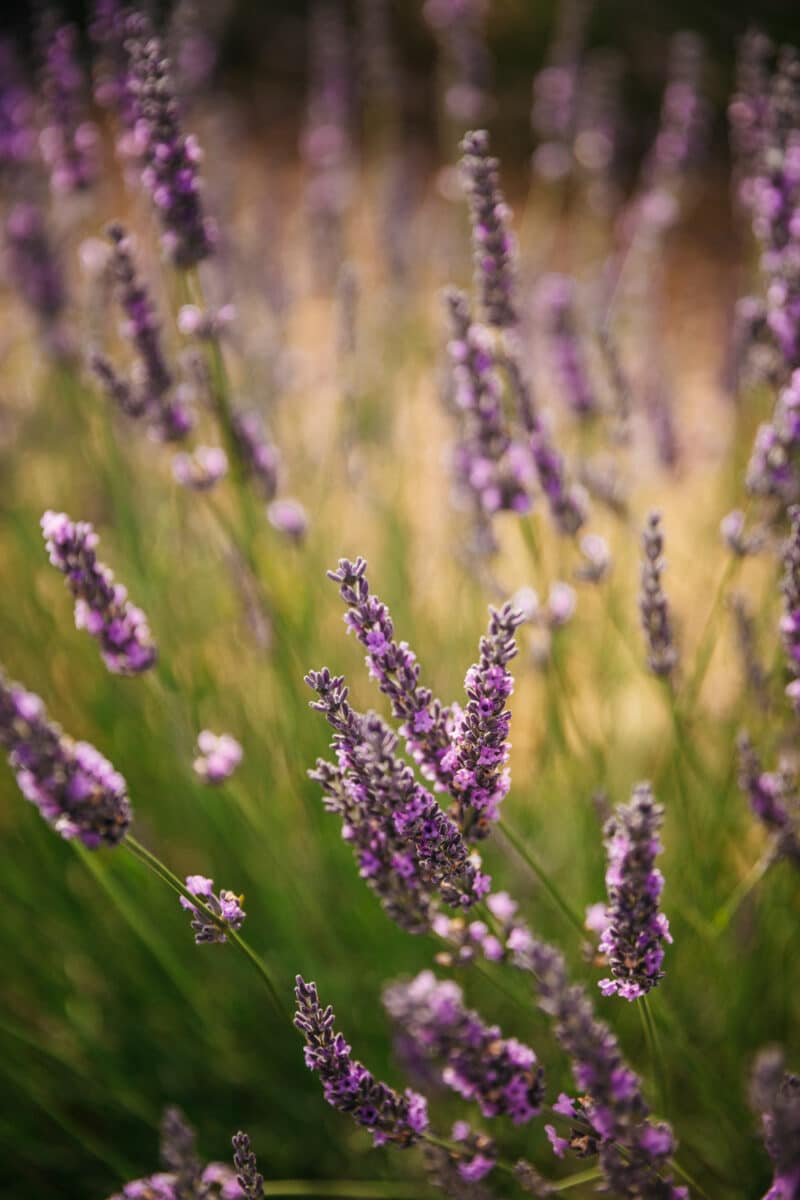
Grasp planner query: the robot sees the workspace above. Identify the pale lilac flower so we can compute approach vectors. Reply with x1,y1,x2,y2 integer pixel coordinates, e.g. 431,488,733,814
173,446,228,491
179,875,245,944
193,731,242,785
42,511,157,676
267,498,309,542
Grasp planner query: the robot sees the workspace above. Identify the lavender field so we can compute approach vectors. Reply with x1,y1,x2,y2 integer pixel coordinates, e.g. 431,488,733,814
1,2,800,1197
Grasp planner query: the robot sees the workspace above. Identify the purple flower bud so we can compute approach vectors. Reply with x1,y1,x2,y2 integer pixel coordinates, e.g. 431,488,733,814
267,498,309,543
42,511,157,676
0,670,131,847
173,445,228,491
193,731,242,785
179,875,245,944
231,1131,263,1200
294,976,428,1148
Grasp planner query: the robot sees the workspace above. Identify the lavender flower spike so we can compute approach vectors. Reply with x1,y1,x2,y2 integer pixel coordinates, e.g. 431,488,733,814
101,222,192,441
39,20,99,195
444,287,533,518
460,130,518,329
782,507,800,711
294,975,429,1148
446,602,524,840
231,1132,263,1200
306,668,490,933
0,669,131,847
328,557,455,791
737,733,800,865
598,783,672,1001
506,933,686,1198
383,971,544,1124
179,875,245,944
639,511,678,678
42,511,157,676
539,274,597,419
125,11,215,267
751,1047,800,1200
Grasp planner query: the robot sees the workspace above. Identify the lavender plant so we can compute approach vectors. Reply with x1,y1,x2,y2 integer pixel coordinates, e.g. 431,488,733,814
42,511,157,675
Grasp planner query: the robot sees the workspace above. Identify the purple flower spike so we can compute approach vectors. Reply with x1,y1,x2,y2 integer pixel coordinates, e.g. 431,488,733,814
5,203,66,337
597,784,672,1001
294,975,428,1148
447,602,523,839
539,274,597,419
98,223,192,442
444,287,533,521
0,670,131,847
39,20,99,195
507,934,686,1198
124,11,216,267
42,511,157,676
179,875,245,944
173,446,228,491
639,512,678,678
193,731,243,785
751,1047,800,1200
737,733,800,864
231,1131,263,1200
383,970,544,1124
231,411,282,500
327,557,456,791
460,130,518,329
781,508,800,711
306,668,490,933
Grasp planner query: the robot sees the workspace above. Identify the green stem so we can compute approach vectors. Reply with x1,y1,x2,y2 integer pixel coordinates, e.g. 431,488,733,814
680,554,740,716
123,835,285,1019
73,843,215,1032
261,1185,432,1199
639,995,667,1117
552,1166,605,1192
711,844,775,936
498,819,586,938
670,1157,712,1200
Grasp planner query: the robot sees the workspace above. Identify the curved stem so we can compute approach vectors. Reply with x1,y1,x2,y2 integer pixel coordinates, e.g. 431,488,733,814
498,819,586,938
711,844,775,937
123,835,285,1018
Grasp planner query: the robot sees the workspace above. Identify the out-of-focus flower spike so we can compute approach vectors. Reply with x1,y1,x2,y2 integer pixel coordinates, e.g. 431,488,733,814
39,18,100,195
42,511,157,676
750,1046,800,1200
0,669,131,847
639,511,678,678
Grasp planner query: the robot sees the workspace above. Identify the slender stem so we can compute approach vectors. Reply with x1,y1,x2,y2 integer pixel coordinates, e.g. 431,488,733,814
123,835,285,1018
498,819,586,938
711,845,775,937
261,1185,432,1199
680,555,740,717
639,995,667,1118
670,1157,712,1200
552,1166,605,1192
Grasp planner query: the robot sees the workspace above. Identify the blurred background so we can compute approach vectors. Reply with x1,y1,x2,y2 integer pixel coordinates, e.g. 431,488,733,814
1,1,800,1198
